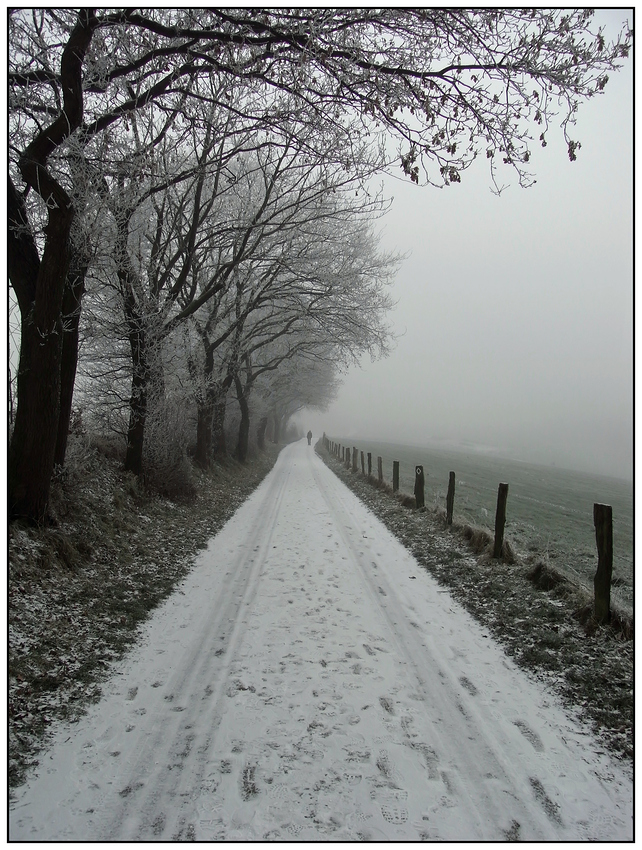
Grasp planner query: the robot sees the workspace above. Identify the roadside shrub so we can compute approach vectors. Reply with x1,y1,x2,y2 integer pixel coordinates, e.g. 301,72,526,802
68,407,85,436
144,454,196,503
89,432,125,462
143,396,196,503
63,430,97,472
48,434,96,521
41,530,81,572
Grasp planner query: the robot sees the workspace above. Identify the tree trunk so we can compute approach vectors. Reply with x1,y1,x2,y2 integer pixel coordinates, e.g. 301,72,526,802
8,204,74,522
8,177,39,316
8,10,96,523
257,416,268,450
194,400,214,470
212,397,228,461
54,263,87,467
593,503,613,624
122,298,151,476
234,376,251,463
124,378,148,476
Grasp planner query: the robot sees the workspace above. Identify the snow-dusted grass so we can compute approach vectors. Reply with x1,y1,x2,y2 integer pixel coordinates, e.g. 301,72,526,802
316,443,633,763
332,437,633,611
9,435,279,789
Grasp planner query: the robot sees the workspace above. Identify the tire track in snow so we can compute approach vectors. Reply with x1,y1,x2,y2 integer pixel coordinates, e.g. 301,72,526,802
104,448,297,840
308,455,560,840
10,448,296,841
306,449,630,840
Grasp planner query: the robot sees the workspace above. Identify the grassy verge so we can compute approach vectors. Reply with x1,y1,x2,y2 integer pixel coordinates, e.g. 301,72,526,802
316,442,633,765
9,435,279,790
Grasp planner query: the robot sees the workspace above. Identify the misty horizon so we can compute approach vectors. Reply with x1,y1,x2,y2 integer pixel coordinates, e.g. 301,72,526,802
296,425,632,484
297,8,632,487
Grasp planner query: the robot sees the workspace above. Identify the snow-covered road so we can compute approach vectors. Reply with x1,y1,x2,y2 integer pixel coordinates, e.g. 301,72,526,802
9,440,632,841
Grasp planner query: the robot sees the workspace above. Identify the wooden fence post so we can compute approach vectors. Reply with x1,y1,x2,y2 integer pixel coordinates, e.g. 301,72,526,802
341,446,344,461
352,446,358,472
446,471,456,525
361,451,365,475
493,483,509,558
367,453,372,477
392,461,399,492
414,465,425,508
377,456,383,483
345,447,350,468
593,503,613,624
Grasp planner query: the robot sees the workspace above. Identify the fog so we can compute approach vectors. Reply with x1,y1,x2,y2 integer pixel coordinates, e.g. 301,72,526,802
298,11,633,482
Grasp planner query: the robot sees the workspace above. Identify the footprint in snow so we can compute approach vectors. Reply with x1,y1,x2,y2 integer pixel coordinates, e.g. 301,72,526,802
529,777,562,825
381,804,409,825
268,783,290,800
513,720,544,752
459,676,478,696
379,696,395,715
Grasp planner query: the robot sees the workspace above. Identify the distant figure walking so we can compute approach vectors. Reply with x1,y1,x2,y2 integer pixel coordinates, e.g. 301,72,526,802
307,430,313,446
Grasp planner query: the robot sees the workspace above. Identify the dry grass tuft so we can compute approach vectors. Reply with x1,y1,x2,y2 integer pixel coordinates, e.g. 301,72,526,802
499,539,518,564
144,454,197,503
573,601,634,642
527,561,569,592
396,493,417,508
41,530,82,572
462,525,492,555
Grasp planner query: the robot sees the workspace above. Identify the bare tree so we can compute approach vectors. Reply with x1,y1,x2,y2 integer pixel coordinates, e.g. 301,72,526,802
227,212,399,462
180,139,397,467
9,8,630,521
256,355,340,446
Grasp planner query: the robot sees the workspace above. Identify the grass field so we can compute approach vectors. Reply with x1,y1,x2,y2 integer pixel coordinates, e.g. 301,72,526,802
330,437,633,612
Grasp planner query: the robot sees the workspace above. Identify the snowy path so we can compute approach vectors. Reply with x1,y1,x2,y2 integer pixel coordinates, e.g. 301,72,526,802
10,440,632,841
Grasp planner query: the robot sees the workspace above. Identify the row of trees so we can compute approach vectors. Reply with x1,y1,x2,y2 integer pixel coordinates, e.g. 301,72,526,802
9,9,630,522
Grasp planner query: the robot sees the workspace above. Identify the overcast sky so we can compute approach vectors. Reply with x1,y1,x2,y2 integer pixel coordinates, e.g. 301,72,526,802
299,10,633,481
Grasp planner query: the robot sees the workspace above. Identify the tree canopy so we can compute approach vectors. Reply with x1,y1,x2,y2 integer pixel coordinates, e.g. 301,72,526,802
8,8,632,522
